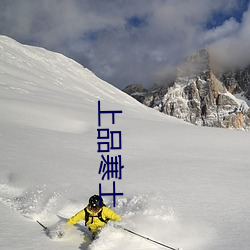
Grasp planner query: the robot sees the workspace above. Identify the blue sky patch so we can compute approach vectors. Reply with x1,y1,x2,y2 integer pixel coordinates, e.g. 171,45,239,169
206,0,249,29
126,15,147,28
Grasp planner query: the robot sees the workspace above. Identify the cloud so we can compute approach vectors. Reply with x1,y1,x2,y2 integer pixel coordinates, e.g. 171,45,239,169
0,0,249,89
209,4,250,69
200,18,240,45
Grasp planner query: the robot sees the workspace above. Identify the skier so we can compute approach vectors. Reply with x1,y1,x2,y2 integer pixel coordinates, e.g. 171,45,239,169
66,195,122,239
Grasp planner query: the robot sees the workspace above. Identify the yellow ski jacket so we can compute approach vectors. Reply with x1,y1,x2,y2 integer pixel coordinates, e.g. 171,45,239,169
67,206,121,233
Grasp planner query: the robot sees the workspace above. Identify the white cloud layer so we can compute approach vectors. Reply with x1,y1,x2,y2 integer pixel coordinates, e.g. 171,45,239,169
209,7,250,68
0,0,249,88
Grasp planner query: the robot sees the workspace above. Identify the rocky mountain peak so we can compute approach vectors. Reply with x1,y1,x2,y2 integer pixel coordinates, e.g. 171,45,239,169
177,49,210,78
123,49,250,130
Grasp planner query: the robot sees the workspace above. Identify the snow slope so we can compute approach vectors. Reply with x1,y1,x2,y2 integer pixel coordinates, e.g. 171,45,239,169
0,35,250,250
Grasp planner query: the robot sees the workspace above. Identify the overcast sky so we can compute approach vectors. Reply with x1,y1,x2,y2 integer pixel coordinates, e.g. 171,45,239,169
0,0,249,89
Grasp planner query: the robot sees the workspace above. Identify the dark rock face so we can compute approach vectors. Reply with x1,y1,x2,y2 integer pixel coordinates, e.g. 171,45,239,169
218,66,250,99
122,84,147,103
123,49,250,130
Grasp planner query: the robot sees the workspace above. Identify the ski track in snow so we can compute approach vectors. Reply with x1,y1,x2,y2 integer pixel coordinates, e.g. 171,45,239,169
0,180,211,250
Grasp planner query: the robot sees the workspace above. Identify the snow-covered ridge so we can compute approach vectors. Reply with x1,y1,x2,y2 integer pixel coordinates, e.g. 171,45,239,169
0,35,153,133
0,35,144,107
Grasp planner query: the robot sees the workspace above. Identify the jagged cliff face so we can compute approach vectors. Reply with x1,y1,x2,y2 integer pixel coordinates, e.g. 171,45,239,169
217,66,250,99
123,49,250,130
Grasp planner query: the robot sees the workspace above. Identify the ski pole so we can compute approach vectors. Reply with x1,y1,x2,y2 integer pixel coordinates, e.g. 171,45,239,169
122,227,180,250
37,220,48,231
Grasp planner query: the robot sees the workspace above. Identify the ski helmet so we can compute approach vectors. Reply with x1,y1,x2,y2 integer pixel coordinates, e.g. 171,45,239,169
89,195,103,210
